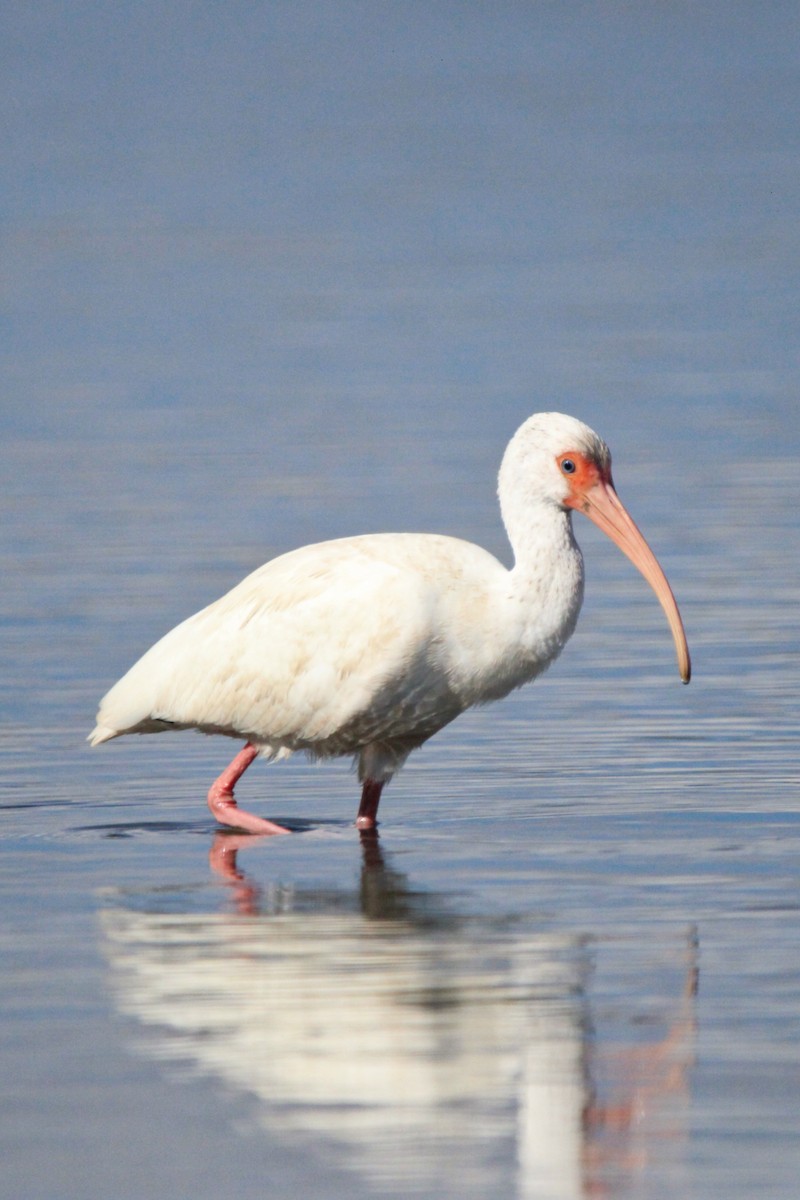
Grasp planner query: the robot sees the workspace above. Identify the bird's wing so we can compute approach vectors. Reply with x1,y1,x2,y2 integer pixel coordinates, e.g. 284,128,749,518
91,536,475,746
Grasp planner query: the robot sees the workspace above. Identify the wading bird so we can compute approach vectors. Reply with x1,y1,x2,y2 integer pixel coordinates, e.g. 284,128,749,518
90,413,690,833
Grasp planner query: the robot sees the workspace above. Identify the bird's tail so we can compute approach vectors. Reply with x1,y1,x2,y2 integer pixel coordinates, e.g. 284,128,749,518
87,724,119,747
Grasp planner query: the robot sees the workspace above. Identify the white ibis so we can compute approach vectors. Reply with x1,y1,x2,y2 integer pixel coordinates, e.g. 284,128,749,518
89,413,690,834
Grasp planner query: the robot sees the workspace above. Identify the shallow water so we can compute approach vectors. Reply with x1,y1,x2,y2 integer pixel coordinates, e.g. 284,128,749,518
3,4,800,1198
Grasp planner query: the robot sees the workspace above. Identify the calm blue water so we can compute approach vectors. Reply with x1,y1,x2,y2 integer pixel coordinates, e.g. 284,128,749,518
2,4,799,1197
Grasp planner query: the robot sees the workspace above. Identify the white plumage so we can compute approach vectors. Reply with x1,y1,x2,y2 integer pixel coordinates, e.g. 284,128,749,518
90,413,690,833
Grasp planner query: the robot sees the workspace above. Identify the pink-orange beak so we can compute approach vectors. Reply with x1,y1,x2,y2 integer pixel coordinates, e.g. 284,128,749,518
568,472,691,683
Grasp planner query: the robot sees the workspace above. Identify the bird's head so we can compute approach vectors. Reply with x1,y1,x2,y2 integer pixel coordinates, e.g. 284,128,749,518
500,412,691,683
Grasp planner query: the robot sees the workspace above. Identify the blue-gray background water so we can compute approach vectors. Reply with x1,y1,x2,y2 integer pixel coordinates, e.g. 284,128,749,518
2,4,798,1197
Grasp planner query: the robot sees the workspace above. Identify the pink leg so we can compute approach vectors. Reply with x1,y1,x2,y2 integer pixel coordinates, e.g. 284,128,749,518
356,778,384,831
207,743,291,835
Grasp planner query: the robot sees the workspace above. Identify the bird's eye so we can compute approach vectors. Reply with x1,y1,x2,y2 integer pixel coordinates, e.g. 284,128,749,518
560,458,576,474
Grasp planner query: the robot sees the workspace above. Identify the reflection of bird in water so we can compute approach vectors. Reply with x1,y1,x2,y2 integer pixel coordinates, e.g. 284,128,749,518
100,835,697,1199
89,412,690,834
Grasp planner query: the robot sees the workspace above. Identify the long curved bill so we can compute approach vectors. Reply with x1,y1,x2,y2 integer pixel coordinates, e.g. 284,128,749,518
575,479,691,683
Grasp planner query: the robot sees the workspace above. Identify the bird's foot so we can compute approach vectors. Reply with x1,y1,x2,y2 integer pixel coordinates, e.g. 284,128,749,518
207,742,291,835
207,785,291,836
